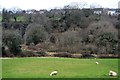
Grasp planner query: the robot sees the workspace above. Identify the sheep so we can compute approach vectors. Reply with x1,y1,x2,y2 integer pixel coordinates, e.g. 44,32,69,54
109,70,117,76
95,61,99,64
50,71,58,76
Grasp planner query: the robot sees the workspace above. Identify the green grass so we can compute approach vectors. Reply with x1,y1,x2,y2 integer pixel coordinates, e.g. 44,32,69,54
2,57,119,78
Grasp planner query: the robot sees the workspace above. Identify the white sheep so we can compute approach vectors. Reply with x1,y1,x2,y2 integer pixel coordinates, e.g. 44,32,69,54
95,61,99,64
109,70,117,76
50,71,58,76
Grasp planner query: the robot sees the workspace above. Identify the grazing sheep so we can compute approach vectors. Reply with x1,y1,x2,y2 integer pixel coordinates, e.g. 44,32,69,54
109,70,117,76
95,61,99,64
50,71,58,76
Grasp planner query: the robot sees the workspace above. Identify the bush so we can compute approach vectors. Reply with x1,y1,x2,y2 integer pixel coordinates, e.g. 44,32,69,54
2,46,6,56
58,31,80,47
81,54,94,58
20,49,46,57
2,29,22,55
84,21,118,54
36,51,47,56
25,23,48,45
20,51,37,57
98,54,119,58
57,31,81,52
81,51,95,58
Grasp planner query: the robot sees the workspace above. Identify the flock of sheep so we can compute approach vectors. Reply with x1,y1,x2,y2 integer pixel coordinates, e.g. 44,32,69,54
50,61,117,77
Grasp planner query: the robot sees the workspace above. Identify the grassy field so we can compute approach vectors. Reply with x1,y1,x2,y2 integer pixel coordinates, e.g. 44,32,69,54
2,57,118,78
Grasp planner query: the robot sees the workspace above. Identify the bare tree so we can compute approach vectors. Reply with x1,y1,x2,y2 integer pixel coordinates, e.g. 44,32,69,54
85,21,118,54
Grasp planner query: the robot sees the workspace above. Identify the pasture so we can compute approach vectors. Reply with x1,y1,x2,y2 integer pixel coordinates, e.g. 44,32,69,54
2,57,118,78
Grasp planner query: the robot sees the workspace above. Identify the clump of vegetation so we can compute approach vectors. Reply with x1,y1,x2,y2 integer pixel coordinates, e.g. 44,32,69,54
1,6,119,57
2,29,22,55
36,51,47,56
25,23,48,45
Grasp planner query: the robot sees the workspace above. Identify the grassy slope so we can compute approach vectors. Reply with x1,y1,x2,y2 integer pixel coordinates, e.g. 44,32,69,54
2,57,118,78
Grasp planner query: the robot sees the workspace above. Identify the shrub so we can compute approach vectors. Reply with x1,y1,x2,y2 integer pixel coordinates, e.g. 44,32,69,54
20,50,38,57
36,51,47,56
81,51,95,58
57,31,81,52
25,23,48,45
58,31,80,47
84,21,118,54
2,29,22,55
98,54,119,58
